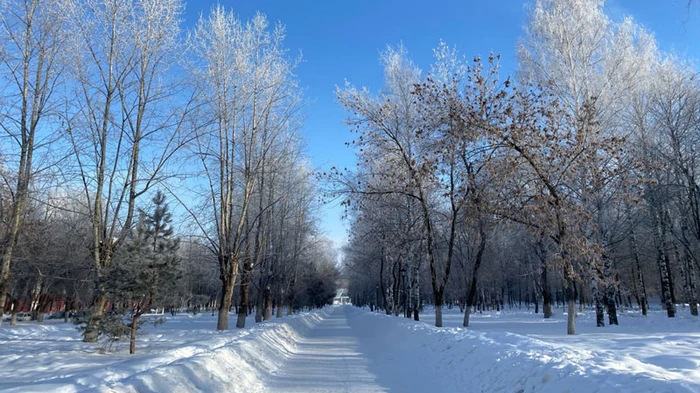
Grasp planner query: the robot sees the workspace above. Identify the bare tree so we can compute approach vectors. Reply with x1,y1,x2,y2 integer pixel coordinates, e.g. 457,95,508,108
518,0,657,326
641,57,700,317
62,0,187,342
0,0,69,325
336,45,458,324
185,7,302,330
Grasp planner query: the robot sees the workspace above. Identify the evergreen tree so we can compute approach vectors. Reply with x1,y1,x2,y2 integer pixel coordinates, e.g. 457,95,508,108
104,191,181,354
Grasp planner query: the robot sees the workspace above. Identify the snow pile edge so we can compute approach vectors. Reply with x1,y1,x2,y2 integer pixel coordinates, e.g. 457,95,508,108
99,309,328,393
348,308,698,393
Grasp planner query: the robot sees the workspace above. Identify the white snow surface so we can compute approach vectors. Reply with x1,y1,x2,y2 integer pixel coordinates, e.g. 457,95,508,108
0,306,698,393
418,306,700,392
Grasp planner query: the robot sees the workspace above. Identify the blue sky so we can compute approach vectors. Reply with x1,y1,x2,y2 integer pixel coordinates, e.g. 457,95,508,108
183,0,699,250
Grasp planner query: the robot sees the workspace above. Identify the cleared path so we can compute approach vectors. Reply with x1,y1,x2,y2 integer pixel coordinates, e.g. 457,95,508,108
264,307,390,393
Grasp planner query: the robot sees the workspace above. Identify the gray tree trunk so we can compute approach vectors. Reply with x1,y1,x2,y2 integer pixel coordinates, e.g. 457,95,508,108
254,287,264,323
603,258,619,325
237,258,254,328
263,286,273,321
538,245,553,318
654,210,676,317
565,262,577,335
84,293,107,342
217,273,235,330
590,274,604,327
434,302,443,327
566,277,576,335
629,229,648,315
412,253,420,321
276,289,284,318
688,261,698,316
680,250,698,316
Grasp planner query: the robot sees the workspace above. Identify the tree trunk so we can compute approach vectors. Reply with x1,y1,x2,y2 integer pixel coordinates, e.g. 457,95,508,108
130,313,139,355
287,281,296,316
565,264,577,335
379,250,388,313
392,263,401,317
276,290,284,318
0,215,24,328
680,250,698,317
464,225,486,327
567,293,576,334
0,106,35,328
412,253,420,321
237,261,253,329
666,253,677,304
660,211,677,305
83,293,107,342
689,262,698,316
679,216,698,316
591,274,605,327
9,299,19,325
654,210,676,317
217,276,234,330
629,228,648,316
463,272,479,328
263,286,272,321
541,258,553,318
419,185,451,328
254,279,264,323
254,304,263,322
606,294,618,325
64,298,70,323
403,262,411,318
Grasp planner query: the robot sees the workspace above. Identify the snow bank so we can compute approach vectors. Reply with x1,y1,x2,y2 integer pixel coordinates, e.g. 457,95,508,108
347,308,700,393
0,310,327,393
3,307,698,392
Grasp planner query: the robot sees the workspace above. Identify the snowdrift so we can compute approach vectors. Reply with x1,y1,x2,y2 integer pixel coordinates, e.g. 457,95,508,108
0,310,327,393
346,308,699,393
108,310,327,393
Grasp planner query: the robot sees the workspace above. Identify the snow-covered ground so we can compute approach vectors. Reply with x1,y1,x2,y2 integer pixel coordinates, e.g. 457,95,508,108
0,306,698,392
420,305,700,391
0,311,324,392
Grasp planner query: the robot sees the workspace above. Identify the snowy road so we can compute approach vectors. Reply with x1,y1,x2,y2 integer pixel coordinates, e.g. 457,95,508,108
264,307,389,393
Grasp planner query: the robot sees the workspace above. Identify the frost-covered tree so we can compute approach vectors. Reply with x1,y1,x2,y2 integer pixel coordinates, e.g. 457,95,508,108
0,0,69,325
518,0,657,326
413,48,504,327
185,6,303,330
631,57,700,318
337,45,453,324
62,0,188,342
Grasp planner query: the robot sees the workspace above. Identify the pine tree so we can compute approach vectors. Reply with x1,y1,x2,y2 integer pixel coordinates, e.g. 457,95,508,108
104,191,181,354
